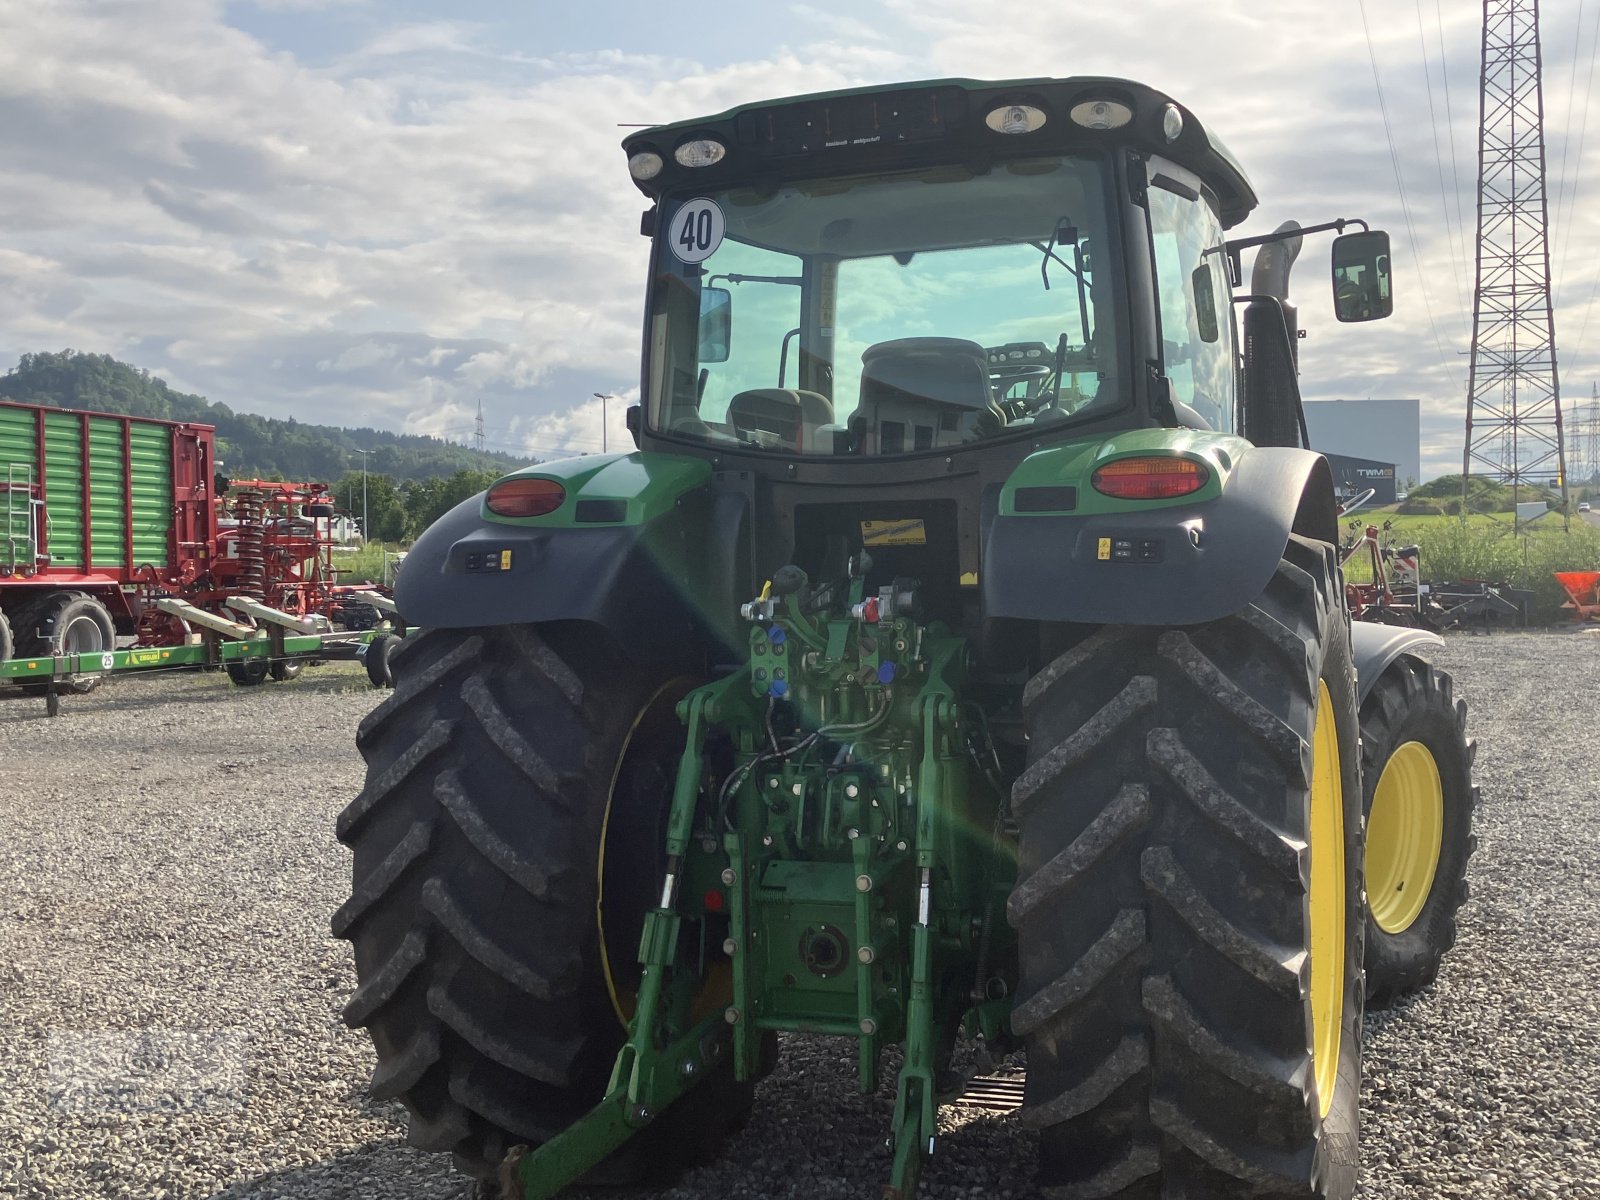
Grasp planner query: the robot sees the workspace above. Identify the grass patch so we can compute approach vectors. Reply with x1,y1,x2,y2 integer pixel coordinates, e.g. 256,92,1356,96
330,541,401,586
1342,507,1600,621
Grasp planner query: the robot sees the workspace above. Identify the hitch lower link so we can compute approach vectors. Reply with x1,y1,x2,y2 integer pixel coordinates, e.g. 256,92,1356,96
506,678,956,1200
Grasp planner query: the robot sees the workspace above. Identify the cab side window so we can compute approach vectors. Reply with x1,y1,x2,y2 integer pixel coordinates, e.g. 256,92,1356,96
1146,163,1235,433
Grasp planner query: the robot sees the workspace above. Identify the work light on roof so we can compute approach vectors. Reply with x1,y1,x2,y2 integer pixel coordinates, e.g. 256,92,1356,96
1068,98,1133,130
1162,104,1184,142
628,151,664,180
674,139,727,168
985,104,1047,135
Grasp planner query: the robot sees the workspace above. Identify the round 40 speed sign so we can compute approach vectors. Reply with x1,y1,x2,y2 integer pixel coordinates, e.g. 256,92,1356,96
669,198,725,264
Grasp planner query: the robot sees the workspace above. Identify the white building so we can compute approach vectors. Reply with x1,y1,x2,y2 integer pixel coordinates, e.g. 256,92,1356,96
1303,399,1421,487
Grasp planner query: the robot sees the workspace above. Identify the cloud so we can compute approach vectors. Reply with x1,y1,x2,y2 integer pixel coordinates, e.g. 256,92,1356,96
0,0,1592,479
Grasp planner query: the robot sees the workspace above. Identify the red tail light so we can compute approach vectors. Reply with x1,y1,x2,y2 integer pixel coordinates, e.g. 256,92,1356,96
486,477,566,517
1091,456,1209,500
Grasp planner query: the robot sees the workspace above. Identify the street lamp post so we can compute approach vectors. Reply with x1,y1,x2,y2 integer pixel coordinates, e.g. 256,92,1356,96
593,393,613,454
352,448,372,543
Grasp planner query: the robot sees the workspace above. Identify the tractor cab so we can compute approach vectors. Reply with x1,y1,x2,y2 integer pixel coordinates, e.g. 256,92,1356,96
624,79,1248,462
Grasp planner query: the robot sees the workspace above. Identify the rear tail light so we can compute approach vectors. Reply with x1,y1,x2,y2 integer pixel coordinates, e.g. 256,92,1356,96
1091,456,1209,500
486,477,566,517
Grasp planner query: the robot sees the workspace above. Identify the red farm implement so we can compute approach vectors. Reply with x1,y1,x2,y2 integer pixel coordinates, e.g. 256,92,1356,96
1554,570,1600,622
0,400,401,707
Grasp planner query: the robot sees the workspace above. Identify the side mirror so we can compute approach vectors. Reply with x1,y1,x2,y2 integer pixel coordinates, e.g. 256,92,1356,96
698,286,732,362
1331,230,1393,322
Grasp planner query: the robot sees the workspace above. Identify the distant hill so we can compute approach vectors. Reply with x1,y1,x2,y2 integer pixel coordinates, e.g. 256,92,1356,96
0,350,528,483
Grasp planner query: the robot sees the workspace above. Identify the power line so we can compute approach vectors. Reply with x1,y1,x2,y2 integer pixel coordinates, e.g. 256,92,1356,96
1416,0,1471,331
1435,0,1473,297
1555,0,1600,307
1358,0,1463,390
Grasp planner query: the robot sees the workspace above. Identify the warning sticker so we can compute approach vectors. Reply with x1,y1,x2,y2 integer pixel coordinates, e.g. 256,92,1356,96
1097,537,1112,561
499,549,513,571
862,519,927,547
669,198,725,264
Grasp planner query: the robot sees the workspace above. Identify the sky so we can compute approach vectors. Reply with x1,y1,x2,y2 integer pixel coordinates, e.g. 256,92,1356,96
2,0,1599,479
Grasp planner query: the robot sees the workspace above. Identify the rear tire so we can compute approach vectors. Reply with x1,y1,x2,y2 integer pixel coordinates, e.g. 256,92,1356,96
1359,655,1475,1006
335,625,753,1183
1010,535,1364,1199
0,609,13,666
364,632,397,688
16,591,116,695
340,601,380,632
227,658,271,687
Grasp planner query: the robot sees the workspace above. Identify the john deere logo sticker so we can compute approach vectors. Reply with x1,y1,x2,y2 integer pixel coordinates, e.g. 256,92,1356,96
861,519,926,546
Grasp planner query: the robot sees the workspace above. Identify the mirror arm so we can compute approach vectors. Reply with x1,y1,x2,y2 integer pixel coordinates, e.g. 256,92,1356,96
707,273,804,287
1224,217,1368,287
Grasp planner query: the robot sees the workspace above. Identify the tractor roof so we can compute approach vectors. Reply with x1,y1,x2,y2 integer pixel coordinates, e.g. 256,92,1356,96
621,76,1258,228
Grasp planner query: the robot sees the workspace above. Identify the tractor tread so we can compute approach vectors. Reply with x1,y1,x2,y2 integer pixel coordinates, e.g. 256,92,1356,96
1010,908,1145,1036
425,983,580,1089
357,632,483,746
434,769,564,899
461,674,566,796
337,719,456,842
1039,1142,1160,1200
420,878,575,1002
1007,784,1150,926
1020,1035,1149,1128
1157,631,1305,770
1022,626,1125,710
502,624,585,707
1141,845,1306,997
369,1026,442,1101
448,1064,565,1143
332,819,435,938
1239,603,1315,671
1149,1097,1306,1194
1012,675,1156,816
342,928,427,1027
1142,974,1306,1098
404,1098,473,1152
1147,727,1307,880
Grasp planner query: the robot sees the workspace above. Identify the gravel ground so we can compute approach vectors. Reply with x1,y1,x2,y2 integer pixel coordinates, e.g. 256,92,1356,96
1,632,1596,1200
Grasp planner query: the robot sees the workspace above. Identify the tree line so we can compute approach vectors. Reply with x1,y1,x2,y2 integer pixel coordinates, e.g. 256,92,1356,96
0,350,529,483
331,467,503,542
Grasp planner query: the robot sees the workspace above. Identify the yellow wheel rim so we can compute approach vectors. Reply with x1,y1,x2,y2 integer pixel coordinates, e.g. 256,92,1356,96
1365,741,1444,935
1308,679,1346,1120
597,678,731,1030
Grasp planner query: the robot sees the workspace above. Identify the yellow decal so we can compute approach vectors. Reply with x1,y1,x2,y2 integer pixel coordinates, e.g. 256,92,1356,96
499,549,513,571
128,650,163,666
861,519,927,547
959,571,979,587
1097,537,1112,561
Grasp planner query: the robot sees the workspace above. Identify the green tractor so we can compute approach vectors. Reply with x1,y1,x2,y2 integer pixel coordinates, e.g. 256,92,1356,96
335,77,1476,1199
